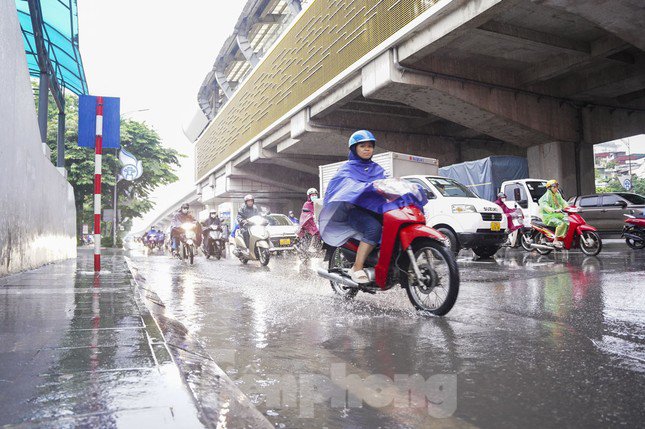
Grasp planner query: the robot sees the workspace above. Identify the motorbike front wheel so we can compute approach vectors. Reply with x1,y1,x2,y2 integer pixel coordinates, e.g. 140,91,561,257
257,246,270,266
402,238,459,316
580,231,602,256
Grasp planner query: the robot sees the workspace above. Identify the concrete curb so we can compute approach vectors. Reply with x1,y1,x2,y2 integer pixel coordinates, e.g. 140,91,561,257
124,256,273,429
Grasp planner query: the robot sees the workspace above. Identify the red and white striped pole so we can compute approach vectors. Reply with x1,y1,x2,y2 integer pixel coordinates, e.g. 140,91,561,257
93,96,103,272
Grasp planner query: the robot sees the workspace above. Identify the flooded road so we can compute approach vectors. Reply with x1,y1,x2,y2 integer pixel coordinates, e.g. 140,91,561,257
129,244,645,428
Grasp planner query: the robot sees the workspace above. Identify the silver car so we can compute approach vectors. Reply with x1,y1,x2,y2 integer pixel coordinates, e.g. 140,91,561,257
568,193,645,234
265,214,298,252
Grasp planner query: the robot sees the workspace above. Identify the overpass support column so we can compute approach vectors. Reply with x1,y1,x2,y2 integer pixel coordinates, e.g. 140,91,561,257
527,141,594,196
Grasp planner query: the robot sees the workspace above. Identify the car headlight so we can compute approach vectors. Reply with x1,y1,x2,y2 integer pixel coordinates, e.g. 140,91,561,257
451,204,477,213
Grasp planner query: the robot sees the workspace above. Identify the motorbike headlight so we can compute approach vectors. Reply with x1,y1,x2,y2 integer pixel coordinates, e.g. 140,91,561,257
451,204,477,213
182,222,194,231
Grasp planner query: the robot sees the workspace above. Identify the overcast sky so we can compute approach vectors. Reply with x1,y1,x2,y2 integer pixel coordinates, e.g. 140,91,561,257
77,0,246,232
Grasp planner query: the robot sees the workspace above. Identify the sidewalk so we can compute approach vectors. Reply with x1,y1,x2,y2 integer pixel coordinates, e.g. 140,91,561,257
0,249,203,428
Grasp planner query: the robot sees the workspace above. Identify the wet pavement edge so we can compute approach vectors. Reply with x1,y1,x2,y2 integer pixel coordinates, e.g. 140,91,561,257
124,256,274,429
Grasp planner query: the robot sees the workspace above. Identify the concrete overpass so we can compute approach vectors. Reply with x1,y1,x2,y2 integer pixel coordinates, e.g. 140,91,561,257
187,0,645,220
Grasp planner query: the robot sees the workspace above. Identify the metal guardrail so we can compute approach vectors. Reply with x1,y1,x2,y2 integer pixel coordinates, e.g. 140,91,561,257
195,0,438,180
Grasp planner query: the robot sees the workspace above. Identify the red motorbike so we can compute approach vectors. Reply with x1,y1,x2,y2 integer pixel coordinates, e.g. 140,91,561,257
622,214,645,249
528,206,602,256
316,179,459,316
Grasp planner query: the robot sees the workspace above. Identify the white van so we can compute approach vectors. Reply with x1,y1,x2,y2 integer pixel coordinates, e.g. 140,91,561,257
402,175,507,257
499,179,549,220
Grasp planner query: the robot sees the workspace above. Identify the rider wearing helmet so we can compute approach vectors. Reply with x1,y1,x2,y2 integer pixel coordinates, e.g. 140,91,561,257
170,203,200,253
203,209,221,228
539,180,569,245
237,194,260,248
297,188,320,239
319,130,385,284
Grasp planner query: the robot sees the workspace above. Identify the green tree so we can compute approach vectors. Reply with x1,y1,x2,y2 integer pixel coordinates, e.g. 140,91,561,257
38,85,182,245
597,176,645,195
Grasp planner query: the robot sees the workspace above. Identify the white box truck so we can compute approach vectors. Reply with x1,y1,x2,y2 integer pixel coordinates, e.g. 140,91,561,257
319,152,440,196
319,151,507,258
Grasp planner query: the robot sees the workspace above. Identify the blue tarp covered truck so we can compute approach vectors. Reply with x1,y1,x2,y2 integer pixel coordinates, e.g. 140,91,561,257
438,156,529,201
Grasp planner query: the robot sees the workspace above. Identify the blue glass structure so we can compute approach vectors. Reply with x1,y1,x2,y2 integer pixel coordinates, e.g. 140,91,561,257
16,0,88,95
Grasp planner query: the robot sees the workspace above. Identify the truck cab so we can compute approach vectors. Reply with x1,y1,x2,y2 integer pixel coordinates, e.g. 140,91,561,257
402,175,507,258
499,179,549,220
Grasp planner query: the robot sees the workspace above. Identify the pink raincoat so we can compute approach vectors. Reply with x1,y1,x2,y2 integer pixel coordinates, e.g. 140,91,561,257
298,199,319,238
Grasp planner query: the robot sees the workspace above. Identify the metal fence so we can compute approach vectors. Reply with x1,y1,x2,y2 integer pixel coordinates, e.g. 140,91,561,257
195,0,437,180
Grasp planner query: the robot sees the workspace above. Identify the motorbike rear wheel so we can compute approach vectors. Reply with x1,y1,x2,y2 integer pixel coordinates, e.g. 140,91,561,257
626,237,645,249
533,232,553,255
580,231,602,256
328,247,358,299
402,238,459,316
624,228,645,249
520,230,533,251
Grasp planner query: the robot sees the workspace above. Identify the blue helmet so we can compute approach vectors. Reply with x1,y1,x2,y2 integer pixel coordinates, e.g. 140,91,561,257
348,130,376,149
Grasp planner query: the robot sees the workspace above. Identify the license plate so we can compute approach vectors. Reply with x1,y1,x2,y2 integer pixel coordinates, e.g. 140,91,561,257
491,221,500,231
279,238,291,246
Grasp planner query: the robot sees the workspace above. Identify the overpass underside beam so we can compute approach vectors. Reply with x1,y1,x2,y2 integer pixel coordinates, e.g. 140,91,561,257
363,50,579,147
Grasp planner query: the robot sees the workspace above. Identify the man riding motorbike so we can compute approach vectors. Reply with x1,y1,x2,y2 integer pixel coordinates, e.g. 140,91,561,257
202,210,221,230
288,211,299,224
318,130,386,284
142,226,159,246
237,195,260,249
538,180,569,248
171,203,201,254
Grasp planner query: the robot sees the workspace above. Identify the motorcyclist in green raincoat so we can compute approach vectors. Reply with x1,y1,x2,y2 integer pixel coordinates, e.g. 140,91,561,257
539,180,569,245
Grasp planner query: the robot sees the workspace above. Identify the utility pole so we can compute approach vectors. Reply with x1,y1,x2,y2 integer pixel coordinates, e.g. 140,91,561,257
627,138,633,190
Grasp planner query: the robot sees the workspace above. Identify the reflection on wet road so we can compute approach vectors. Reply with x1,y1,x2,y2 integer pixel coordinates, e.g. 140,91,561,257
129,244,645,428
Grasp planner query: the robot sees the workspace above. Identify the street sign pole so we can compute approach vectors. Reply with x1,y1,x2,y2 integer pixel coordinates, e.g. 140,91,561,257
94,97,103,271
113,151,120,248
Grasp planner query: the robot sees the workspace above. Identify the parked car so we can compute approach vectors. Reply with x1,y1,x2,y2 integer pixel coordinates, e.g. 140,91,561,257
265,214,297,252
567,193,645,234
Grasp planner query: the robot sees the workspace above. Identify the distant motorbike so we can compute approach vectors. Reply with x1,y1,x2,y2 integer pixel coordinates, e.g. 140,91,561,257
316,179,459,316
502,207,524,248
154,232,165,251
202,225,226,259
527,206,602,256
622,214,645,249
230,216,271,266
177,221,199,264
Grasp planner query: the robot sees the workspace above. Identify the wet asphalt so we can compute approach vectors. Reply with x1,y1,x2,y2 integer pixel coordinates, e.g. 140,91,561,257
128,243,645,429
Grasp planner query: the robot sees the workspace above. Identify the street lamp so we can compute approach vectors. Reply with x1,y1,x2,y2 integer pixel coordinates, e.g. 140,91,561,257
112,108,150,246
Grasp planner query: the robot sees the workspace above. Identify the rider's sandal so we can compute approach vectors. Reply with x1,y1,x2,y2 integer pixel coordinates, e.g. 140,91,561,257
349,268,370,284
